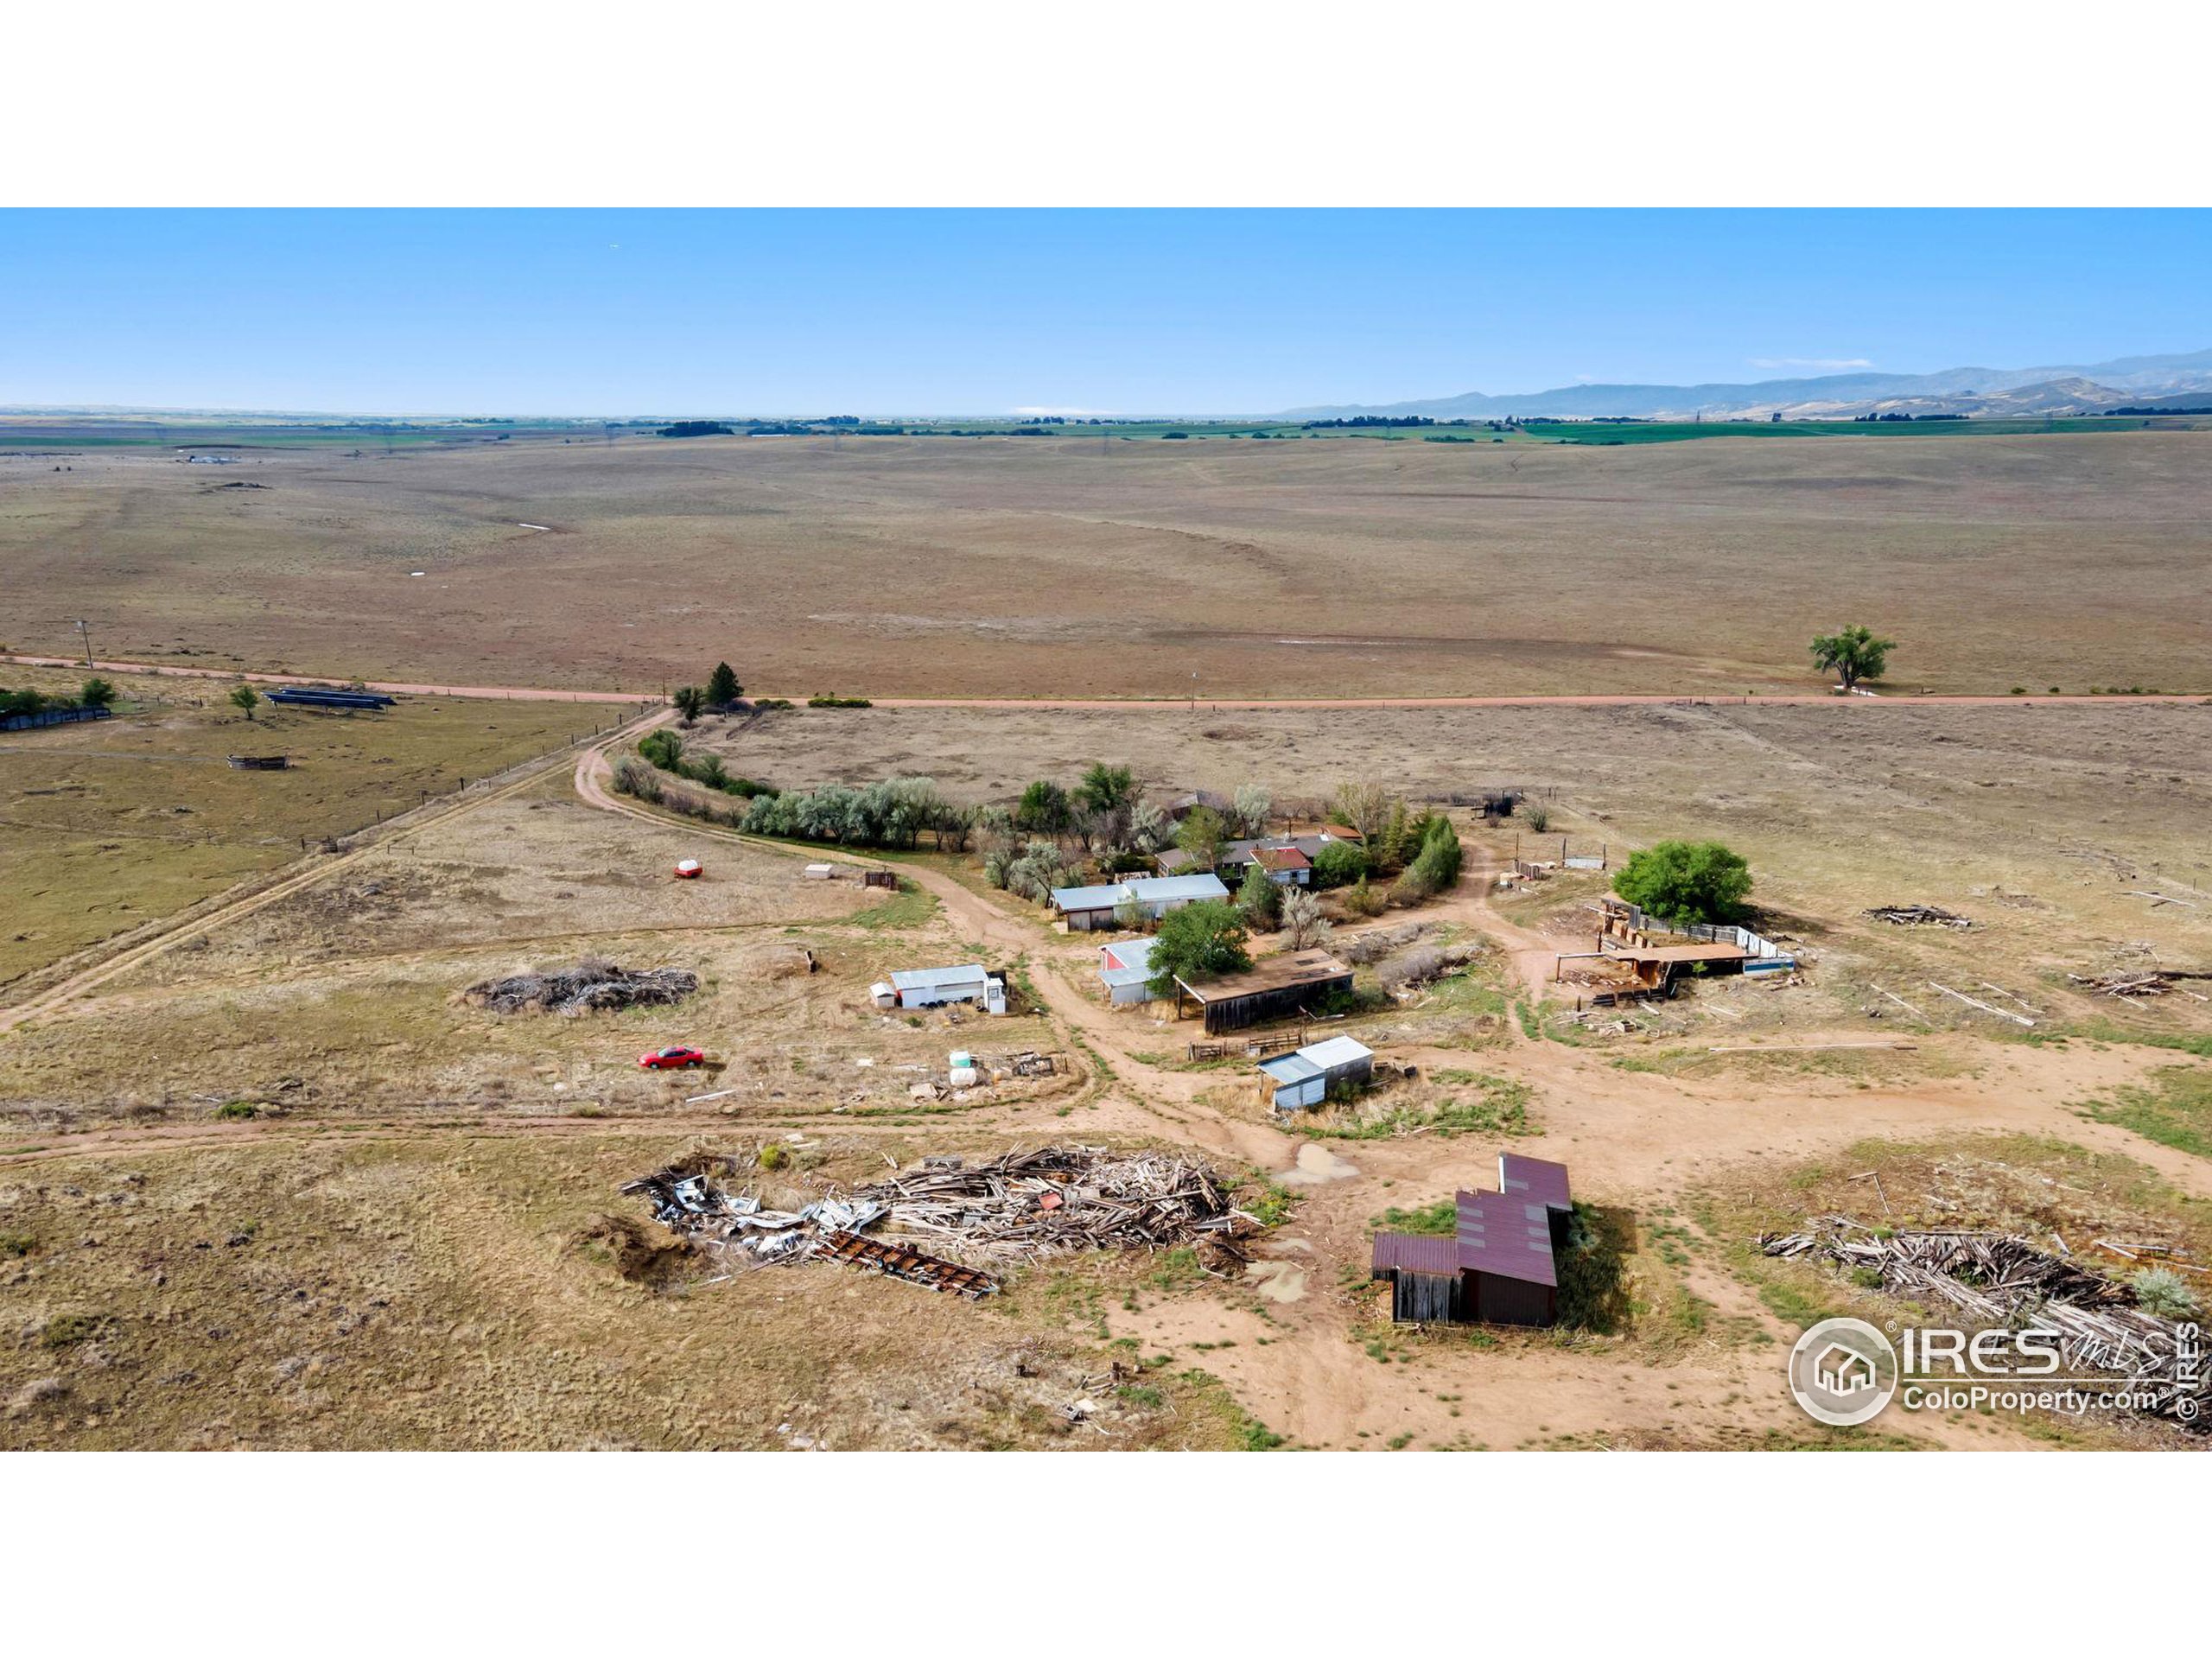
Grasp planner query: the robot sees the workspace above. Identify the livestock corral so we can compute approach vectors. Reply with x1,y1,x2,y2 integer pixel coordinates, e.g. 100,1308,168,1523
3,689,2210,1451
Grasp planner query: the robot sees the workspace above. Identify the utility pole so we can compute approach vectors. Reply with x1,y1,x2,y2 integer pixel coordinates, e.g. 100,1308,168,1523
75,619,93,668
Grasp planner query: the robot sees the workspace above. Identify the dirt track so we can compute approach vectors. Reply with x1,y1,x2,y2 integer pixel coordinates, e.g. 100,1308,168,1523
8,652,2202,710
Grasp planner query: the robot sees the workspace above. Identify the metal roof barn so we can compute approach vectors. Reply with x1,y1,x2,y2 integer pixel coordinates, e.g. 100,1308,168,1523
1370,1158,1576,1328
1499,1153,1573,1212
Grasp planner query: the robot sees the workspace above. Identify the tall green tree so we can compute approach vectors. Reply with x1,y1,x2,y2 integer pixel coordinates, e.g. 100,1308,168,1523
1810,625,1896,691
705,661,742,706
1016,779,1073,835
229,683,260,721
671,684,707,725
1236,859,1282,928
1174,804,1229,869
1077,763,1135,816
79,677,117,709
1146,899,1252,998
1612,840,1752,926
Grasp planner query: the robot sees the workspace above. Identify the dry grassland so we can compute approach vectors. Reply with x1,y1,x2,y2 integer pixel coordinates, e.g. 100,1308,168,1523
0,1132,1255,1450
6,429,2210,696
0,671,616,985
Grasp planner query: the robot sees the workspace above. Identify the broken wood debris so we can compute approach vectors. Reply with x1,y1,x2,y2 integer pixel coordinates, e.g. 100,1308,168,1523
1762,1219,2209,1428
814,1229,999,1297
466,958,699,1015
622,1145,1255,1293
1865,904,1973,928
2068,969,2212,1001
849,1146,1258,1265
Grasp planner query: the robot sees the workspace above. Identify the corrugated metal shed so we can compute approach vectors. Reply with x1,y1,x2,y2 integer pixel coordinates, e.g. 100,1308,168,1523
890,963,989,992
1099,938,1158,975
1498,1152,1573,1212
1456,1189,1559,1288
1298,1035,1374,1071
1371,1232,1461,1274
1052,882,1130,912
1131,874,1230,904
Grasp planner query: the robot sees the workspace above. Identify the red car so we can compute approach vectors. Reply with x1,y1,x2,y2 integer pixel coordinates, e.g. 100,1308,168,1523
639,1045,707,1071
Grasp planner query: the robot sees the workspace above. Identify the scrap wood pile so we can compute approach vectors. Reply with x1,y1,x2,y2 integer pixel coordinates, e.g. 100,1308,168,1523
2068,969,2212,1001
1762,1218,2209,1428
621,1144,1257,1294
1865,905,1974,929
467,958,699,1015
851,1146,1258,1268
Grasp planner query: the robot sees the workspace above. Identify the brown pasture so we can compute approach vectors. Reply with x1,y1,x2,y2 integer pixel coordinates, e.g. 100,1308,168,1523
5,429,2210,696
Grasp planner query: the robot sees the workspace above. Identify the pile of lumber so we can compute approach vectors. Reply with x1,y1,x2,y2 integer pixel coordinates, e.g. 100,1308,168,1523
1762,1218,2208,1428
853,1146,1257,1266
466,959,699,1015
1864,905,1973,928
622,1145,1256,1287
2068,969,2212,1001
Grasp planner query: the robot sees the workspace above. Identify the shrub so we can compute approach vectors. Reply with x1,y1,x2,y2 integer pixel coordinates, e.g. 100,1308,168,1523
40,1313,102,1349
79,677,117,709
638,729,683,770
1281,886,1332,950
807,694,872,709
757,1142,791,1172
2133,1267,2201,1319
214,1100,259,1120
754,697,795,711
1408,815,1462,892
1310,840,1368,888
1525,804,1550,834
1341,878,1387,918
611,756,663,802
1612,840,1751,926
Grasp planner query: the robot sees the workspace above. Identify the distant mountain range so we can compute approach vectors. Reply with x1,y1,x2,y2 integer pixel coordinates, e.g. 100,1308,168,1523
1279,349,2212,422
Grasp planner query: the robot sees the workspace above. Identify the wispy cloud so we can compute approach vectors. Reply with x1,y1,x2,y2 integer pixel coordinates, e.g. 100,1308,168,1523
1748,356,1874,372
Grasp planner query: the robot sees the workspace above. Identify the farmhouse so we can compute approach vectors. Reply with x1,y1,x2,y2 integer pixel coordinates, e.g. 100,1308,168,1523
1255,1034,1375,1111
869,963,1007,1014
1370,1154,1576,1327
1155,832,1348,882
1096,936,1161,1006
1049,872,1230,931
1172,949,1353,1034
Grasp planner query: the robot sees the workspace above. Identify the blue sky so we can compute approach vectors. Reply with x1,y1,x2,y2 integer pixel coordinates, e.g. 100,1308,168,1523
3,210,2207,416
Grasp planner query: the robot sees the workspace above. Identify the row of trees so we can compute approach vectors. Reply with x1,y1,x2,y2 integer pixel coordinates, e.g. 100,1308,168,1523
2,677,116,719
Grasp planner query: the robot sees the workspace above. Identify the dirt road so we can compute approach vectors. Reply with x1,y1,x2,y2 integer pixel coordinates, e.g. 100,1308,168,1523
10,652,2202,711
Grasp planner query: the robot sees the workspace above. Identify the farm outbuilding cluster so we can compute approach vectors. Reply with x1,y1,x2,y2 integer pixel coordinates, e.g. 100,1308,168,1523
1370,1154,1576,1327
